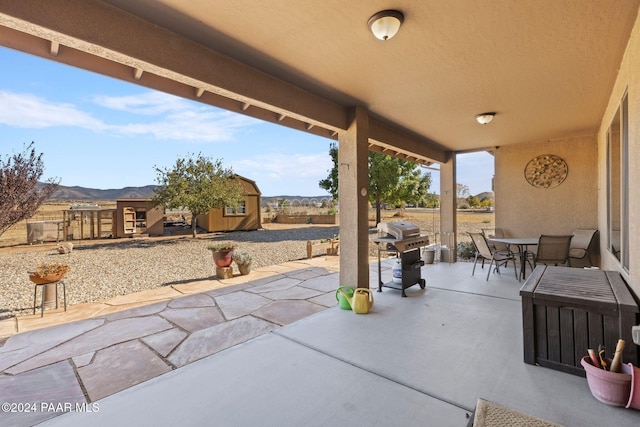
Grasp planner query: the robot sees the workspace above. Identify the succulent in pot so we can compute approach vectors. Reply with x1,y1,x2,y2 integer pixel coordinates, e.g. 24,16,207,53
207,242,235,268
28,262,71,284
232,250,252,275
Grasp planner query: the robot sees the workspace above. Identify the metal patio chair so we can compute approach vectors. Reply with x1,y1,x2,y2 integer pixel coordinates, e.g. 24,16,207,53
468,232,518,281
534,234,573,267
568,229,598,267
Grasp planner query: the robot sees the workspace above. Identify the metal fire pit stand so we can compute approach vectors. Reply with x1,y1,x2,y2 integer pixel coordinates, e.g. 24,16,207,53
373,239,425,297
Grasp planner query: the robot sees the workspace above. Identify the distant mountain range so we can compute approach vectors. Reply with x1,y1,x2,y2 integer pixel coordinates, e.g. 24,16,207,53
49,184,490,203
51,184,158,201
49,184,331,202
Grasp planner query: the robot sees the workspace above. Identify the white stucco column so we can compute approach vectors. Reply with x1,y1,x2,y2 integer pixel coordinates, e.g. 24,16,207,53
439,153,457,261
338,107,370,288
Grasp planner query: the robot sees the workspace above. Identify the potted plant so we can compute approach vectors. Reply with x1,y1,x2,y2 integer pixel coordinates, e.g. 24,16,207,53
207,242,235,268
28,262,71,285
232,250,252,275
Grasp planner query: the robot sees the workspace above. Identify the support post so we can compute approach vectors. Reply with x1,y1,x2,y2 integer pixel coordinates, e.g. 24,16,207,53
440,153,457,262
338,107,370,288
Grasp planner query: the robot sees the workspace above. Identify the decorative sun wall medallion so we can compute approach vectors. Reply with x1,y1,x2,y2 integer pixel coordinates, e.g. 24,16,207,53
524,154,568,189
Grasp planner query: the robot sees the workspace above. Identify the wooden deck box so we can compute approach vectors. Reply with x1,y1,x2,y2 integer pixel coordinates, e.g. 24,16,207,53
520,266,639,377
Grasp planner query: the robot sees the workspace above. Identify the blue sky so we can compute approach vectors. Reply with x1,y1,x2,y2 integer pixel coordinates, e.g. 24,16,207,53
0,47,493,196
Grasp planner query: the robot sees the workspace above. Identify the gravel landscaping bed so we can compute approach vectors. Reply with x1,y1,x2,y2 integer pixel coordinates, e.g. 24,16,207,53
0,224,339,320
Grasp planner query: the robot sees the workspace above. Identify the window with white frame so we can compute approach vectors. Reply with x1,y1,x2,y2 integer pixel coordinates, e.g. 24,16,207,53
225,200,247,216
607,91,629,270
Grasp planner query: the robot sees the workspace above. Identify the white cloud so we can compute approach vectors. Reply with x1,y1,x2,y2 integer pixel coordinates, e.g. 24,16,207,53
112,110,258,142
0,90,104,129
234,152,332,181
93,91,261,142
232,152,333,195
91,91,189,115
0,89,261,143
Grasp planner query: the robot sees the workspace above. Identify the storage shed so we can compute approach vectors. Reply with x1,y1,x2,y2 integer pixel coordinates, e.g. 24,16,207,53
197,176,261,232
115,199,164,238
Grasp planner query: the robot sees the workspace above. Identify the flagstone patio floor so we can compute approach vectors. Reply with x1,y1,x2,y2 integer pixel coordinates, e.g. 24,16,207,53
0,256,342,426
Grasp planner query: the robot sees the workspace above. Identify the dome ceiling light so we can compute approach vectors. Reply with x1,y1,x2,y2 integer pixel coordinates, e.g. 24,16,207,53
476,112,496,124
368,10,404,41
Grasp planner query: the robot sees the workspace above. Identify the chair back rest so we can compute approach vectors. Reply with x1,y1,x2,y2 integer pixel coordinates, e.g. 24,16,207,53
537,235,573,263
570,229,597,250
482,228,507,251
469,232,493,259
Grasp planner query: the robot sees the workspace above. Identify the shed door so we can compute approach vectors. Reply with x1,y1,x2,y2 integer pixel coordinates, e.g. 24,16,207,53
123,207,136,234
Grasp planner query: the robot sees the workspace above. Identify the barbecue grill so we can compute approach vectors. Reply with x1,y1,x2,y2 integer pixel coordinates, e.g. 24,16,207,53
372,221,429,296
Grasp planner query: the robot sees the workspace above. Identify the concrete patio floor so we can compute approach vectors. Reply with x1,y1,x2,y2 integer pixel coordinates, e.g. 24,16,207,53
1,257,639,426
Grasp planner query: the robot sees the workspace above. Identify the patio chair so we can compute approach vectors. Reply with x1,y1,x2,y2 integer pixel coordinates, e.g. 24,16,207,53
568,229,598,267
482,228,509,252
534,234,573,267
468,232,518,281
483,228,534,275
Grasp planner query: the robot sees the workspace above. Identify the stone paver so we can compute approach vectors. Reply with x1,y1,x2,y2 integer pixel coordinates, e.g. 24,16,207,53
246,277,301,293
168,293,216,309
244,274,286,287
0,319,104,372
103,286,182,305
141,328,188,357
308,292,339,307
72,351,95,368
160,306,225,332
6,316,173,375
215,291,272,320
78,340,172,401
168,316,277,367
298,272,340,292
102,301,168,321
253,300,327,325
0,360,86,426
285,267,328,280
259,286,323,301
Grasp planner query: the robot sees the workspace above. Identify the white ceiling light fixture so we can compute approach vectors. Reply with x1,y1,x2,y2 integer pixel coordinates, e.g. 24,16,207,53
368,10,404,41
476,112,496,124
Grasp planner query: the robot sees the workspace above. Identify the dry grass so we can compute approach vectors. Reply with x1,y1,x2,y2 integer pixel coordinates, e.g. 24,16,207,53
0,204,494,250
370,208,494,242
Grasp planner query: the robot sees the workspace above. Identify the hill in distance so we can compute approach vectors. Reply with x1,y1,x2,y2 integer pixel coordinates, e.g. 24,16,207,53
51,184,158,201
49,184,331,202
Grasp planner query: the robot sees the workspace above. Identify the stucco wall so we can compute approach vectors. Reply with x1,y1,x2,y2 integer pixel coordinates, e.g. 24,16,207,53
597,8,640,296
495,135,598,239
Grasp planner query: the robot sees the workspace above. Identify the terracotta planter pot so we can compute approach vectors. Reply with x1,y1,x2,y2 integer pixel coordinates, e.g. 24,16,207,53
28,272,66,309
28,272,66,285
212,249,234,268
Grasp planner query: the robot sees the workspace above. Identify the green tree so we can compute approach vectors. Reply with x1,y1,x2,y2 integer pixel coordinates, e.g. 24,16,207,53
152,153,244,238
0,142,59,237
319,143,431,224
421,193,440,208
466,195,480,207
480,197,494,208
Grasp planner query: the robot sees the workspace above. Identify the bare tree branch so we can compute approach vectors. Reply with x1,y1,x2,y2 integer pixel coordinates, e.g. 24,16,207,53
0,142,59,237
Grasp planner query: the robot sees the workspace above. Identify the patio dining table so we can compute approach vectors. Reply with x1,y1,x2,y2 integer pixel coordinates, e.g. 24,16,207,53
490,237,538,281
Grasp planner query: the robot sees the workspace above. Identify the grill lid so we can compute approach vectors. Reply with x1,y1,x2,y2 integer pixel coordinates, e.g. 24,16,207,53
377,221,420,240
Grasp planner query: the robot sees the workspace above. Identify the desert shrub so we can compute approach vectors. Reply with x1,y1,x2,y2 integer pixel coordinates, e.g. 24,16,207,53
457,241,475,260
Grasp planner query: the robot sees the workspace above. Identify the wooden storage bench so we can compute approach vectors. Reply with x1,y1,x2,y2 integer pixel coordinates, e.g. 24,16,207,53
520,266,639,377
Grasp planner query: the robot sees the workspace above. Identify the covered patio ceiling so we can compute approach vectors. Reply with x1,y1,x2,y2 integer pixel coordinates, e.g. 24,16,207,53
0,1,639,164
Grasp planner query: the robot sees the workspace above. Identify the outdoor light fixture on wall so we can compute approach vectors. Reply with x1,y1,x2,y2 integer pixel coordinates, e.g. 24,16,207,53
476,112,496,124
368,10,404,40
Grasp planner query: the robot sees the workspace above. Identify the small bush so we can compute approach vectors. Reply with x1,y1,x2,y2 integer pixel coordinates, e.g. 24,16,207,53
457,242,475,260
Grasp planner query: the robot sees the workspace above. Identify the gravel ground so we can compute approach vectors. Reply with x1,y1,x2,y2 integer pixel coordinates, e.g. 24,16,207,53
0,224,339,320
